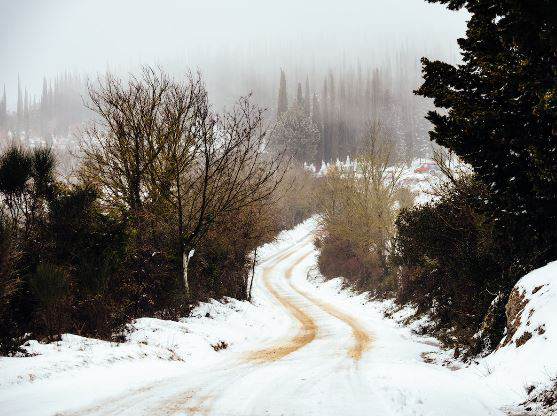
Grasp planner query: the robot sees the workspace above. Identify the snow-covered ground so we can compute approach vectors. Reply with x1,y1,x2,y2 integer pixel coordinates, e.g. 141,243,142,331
310,157,445,205
474,261,557,415
0,218,554,415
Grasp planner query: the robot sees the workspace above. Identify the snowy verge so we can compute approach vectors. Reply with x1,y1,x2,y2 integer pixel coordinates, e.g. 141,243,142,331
0,218,317,412
305,267,462,371
474,260,557,414
0,297,282,390
306,257,557,414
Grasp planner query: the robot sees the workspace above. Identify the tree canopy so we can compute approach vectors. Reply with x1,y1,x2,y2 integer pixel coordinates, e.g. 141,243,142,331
417,0,557,240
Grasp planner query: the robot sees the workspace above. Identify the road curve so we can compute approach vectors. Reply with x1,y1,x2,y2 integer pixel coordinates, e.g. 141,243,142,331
61,236,376,416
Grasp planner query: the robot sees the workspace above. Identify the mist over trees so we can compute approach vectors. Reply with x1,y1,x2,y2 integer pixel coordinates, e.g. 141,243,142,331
0,47,438,172
0,73,88,144
310,0,557,361
271,56,435,168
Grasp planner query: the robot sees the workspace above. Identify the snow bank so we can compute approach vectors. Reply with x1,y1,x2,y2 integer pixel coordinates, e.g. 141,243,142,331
0,218,316,415
0,296,282,391
471,260,557,411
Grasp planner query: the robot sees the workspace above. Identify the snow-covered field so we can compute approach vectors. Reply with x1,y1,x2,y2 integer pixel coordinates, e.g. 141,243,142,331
0,218,555,415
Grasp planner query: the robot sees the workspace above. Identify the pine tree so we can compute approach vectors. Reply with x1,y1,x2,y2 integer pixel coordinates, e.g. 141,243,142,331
304,76,311,115
417,0,557,257
17,76,23,134
296,82,303,107
277,69,288,118
312,93,323,165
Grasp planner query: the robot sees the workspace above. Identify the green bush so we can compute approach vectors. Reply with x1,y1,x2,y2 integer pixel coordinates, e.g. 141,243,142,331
29,264,71,339
392,175,529,353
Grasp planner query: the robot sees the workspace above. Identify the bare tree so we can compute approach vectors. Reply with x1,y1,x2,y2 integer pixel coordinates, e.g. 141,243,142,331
270,104,319,166
318,122,409,275
81,67,171,212
151,95,286,298
82,67,287,298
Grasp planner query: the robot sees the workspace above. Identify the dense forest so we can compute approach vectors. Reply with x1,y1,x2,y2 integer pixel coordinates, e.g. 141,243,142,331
0,49,436,165
272,59,434,166
0,74,88,143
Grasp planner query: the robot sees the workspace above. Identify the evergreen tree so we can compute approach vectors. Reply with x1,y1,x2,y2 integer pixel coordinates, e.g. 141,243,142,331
312,93,323,165
417,0,557,255
0,85,6,130
338,79,347,160
24,89,29,135
296,82,303,107
277,69,288,118
304,76,311,115
312,93,322,131
328,71,337,161
17,76,22,134
364,72,371,121
41,78,49,136
322,79,330,162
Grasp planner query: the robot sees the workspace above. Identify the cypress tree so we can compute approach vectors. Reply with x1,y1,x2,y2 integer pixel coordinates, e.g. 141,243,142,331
0,85,6,129
312,93,323,166
41,78,48,135
296,82,303,107
17,76,22,133
304,76,311,115
417,0,557,258
322,79,330,162
338,78,347,161
277,69,288,118
328,71,337,162
24,89,29,135
364,71,372,121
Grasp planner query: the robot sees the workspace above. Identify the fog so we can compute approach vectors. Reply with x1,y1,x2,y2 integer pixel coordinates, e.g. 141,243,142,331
0,0,467,108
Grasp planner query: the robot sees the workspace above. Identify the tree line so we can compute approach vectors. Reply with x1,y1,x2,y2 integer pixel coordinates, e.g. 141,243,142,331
273,57,434,168
0,73,88,142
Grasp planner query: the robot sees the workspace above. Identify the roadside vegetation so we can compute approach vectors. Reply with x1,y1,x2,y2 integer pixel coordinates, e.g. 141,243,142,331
0,68,318,355
314,0,557,359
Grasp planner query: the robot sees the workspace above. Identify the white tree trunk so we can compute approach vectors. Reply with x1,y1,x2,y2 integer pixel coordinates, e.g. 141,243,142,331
182,249,195,298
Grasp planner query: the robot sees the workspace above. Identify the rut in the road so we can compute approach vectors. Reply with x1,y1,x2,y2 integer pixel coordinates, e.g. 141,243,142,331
293,286,371,360
248,244,371,363
247,250,317,363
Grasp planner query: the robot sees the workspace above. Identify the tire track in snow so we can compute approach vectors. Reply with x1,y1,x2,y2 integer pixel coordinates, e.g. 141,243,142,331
289,278,372,361
251,240,372,362
59,236,375,416
246,250,317,363
249,239,372,363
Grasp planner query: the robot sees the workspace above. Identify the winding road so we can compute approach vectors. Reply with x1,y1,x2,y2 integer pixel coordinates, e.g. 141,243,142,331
56,231,505,416
61,235,383,416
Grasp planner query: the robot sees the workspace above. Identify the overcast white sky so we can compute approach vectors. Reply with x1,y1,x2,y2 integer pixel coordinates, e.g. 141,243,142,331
0,0,467,108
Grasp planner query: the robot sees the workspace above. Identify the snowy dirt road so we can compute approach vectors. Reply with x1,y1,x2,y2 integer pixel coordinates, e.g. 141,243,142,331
45,229,506,416
2,221,513,416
